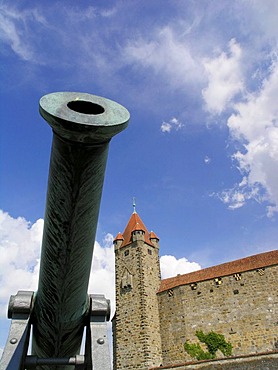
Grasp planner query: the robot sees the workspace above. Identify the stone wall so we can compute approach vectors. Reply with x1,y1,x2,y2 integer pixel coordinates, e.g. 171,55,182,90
113,236,162,369
157,265,278,366
149,352,278,370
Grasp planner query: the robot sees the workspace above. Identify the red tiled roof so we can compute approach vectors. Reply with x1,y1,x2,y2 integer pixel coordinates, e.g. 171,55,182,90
149,231,159,240
117,212,155,248
158,250,278,293
114,232,124,241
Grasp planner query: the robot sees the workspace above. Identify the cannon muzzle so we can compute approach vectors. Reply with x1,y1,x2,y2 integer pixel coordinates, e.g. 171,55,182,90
31,92,129,362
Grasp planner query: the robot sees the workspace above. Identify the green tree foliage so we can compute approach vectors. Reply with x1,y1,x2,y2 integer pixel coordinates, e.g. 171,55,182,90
184,330,232,361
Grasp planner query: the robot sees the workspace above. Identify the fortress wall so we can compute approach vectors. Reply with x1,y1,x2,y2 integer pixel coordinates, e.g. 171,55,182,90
149,352,278,370
157,264,278,366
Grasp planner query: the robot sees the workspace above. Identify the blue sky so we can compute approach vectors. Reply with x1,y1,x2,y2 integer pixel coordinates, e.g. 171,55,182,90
1,0,278,354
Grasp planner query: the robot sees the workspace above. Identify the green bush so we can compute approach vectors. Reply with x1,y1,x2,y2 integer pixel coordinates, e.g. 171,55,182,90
184,341,213,360
184,330,232,361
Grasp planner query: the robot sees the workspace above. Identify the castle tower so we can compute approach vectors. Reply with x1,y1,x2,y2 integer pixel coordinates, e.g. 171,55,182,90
113,209,163,369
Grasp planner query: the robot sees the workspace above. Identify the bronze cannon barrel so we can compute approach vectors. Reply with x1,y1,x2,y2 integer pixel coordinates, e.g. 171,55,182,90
31,92,129,361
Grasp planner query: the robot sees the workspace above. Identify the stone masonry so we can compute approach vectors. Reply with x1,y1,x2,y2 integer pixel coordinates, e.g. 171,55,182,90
113,210,278,369
158,253,278,366
113,212,163,369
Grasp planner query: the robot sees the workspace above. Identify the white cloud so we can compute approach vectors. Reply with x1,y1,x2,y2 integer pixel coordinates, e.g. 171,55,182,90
245,0,278,42
161,117,184,133
160,255,201,279
161,122,172,133
0,211,115,319
0,5,47,62
0,210,42,316
216,181,266,211
124,26,203,88
0,11,31,61
204,156,211,164
0,211,202,320
88,233,116,314
202,39,244,114
0,212,116,357
224,59,278,215
0,211,203,355
201,36,278,215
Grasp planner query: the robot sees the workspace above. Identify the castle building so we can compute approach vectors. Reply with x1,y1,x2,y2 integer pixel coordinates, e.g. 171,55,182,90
113,210,278,369
113,210,163,369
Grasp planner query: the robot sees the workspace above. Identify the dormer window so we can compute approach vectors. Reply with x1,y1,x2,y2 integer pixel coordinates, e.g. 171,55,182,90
133,230,144,235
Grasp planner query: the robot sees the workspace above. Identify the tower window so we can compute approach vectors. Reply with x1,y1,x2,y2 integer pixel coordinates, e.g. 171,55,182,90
148,249,152,255
124,250,129,257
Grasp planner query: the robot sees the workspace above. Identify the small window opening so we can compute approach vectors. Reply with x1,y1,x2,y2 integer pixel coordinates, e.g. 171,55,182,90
214,277,222,286
190,283,198,291
168,289,174,297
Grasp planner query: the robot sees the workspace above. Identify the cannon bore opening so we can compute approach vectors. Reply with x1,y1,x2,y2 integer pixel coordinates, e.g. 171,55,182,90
67,100,105,115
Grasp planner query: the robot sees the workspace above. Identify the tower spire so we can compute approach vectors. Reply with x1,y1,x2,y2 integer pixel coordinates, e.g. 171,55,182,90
133,197,136,213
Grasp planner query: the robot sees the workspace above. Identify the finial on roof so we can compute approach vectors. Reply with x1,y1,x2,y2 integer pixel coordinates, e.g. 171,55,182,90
133,197,136,213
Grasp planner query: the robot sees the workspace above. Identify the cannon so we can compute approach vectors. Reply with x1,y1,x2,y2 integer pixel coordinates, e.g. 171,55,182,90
0,92,130,370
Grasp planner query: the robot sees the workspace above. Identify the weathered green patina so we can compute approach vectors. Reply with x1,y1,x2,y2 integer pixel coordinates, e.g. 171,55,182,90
31,92,129,366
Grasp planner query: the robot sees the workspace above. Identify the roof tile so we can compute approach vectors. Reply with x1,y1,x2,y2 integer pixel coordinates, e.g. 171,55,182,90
114,232,124,241
118,212,155,248
149,231,159,240
158,250,278,293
